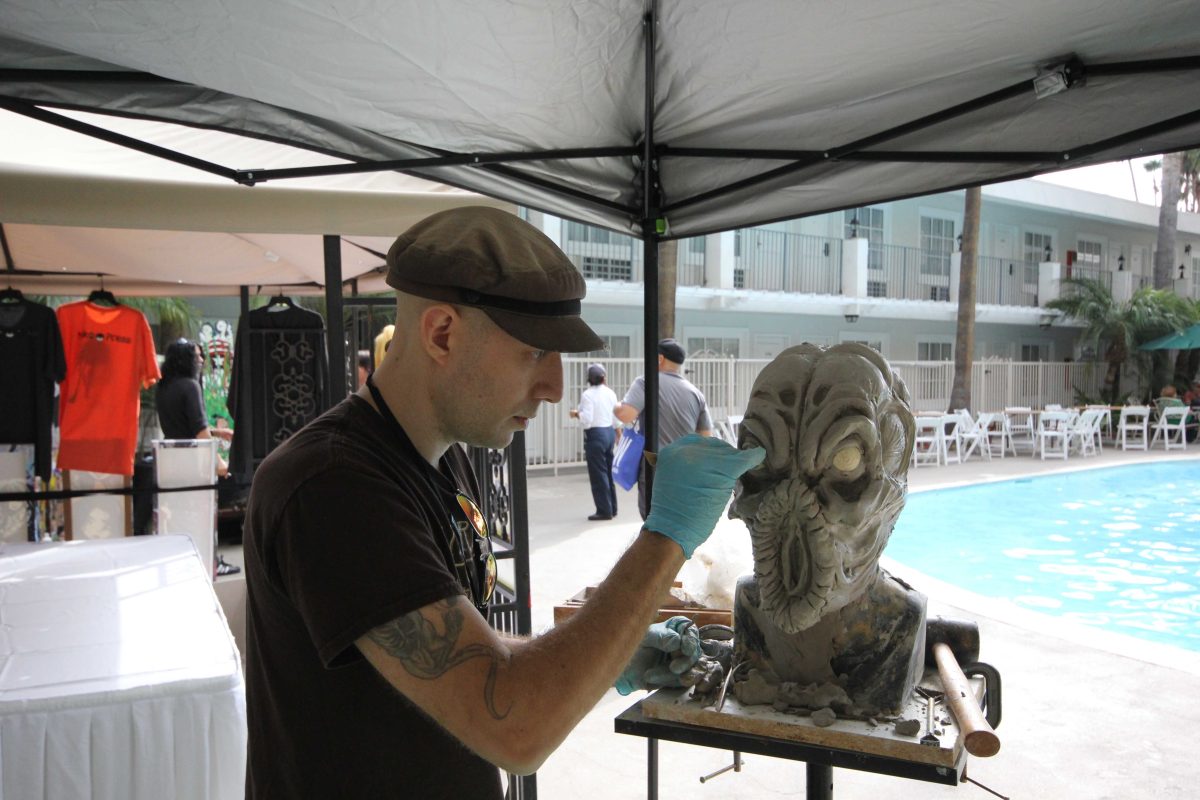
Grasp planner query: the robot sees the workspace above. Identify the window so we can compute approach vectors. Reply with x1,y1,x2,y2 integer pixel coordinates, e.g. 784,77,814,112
845,207,885,269
920,216,955,277
733,268,745,289
579,256,633,281
1023,231,1053,284
686,337,740,357
687,236,706,254
1075,238,1103,268
1020,343,1049,362
582,335,631,358
867,280,888,298
565,220,614,244
917,341,953,361
929,286,950,301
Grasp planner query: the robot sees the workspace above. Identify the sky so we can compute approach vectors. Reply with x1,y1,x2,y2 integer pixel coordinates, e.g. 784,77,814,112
1034,157,1162,206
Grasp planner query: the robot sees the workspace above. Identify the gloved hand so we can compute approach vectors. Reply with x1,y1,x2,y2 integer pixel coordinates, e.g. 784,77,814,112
643,434,765,558
615,616,701,696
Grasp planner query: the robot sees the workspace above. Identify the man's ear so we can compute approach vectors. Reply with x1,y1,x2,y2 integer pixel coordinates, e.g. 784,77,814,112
418,304,460,364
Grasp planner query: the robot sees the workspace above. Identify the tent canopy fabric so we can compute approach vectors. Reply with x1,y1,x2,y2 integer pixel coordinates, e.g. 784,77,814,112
0,111,511,295
2,1,1199,239
1140,324,1200,351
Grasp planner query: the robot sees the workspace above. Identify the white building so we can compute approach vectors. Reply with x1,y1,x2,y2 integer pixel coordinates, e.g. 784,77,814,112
528,178,1200,366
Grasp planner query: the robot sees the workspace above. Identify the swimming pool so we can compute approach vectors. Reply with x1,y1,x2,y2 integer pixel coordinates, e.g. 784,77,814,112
888,461,1200,653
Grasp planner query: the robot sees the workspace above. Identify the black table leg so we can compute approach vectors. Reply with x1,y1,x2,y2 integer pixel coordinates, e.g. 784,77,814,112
807,762,833,799
647,738,658,800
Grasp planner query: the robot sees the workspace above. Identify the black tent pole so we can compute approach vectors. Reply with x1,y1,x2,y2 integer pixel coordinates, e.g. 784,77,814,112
640,1,659,518
324,235,347,403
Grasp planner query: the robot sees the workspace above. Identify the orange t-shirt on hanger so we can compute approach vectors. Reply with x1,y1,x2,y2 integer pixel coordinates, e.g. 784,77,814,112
56,300,161,476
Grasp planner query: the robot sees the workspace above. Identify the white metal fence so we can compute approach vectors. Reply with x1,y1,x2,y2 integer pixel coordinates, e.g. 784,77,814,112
525,356,1106,469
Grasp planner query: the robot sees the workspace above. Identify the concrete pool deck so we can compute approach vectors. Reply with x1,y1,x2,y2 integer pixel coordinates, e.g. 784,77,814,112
526,447,1200,799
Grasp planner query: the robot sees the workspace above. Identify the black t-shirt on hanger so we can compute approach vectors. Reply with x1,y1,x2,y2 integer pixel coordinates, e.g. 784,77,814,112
0,299,66,480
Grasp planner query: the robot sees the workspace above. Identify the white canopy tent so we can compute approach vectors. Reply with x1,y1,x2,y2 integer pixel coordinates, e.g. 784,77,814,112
0,110,509,295
2,1,1199,237
2,0,1199,441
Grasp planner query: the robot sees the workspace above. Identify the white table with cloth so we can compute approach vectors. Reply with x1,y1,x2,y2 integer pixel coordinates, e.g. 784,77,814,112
0,535,246,800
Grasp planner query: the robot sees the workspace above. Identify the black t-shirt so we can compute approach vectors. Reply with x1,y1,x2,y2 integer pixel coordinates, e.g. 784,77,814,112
242,395,502,800
155,376,208,439
0,299,66,481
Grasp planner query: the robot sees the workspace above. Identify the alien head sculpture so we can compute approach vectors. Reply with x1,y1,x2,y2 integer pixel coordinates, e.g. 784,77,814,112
729,342,924,715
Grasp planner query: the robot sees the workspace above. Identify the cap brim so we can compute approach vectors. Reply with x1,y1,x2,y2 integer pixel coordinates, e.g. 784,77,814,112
483,308,604,353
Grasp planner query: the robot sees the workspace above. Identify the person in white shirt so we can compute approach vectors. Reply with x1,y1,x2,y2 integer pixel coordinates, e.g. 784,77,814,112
571,363,620,520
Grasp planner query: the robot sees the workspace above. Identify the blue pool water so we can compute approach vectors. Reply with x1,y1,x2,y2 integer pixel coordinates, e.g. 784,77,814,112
888,461,1200,652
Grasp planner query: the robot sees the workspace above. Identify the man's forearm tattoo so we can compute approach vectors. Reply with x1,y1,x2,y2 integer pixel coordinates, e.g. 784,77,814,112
368,598,511,720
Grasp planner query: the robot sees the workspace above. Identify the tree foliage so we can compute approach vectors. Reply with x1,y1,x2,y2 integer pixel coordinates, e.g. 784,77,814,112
1047,277,1194,402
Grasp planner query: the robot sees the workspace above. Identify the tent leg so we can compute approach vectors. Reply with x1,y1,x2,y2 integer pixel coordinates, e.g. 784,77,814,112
324,235,346,401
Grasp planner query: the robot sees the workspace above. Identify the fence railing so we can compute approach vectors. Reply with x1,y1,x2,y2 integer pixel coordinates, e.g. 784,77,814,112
560,226,1053,308
525,356,1106,469
866,244,951,301
976,255,1037,306
735,230,843,294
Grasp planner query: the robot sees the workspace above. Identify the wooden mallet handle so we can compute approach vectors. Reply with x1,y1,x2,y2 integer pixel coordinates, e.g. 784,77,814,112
932,641,1001,757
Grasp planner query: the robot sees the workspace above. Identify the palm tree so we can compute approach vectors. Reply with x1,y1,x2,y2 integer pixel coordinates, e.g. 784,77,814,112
1171,297,1200,389
1153,153,1183,289
948,186,981,411
1047,277,1192,403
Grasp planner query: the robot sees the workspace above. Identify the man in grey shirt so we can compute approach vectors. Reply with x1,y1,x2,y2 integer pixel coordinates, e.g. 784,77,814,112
616,338,713,519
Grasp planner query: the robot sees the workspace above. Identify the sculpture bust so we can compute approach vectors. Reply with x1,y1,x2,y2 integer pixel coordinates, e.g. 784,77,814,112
729,343,923,716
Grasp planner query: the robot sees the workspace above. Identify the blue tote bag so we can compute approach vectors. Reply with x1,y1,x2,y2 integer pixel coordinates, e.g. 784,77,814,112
611,427,645,491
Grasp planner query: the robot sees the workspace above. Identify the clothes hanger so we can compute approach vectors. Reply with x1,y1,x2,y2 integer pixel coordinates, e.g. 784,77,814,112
265,287,295,311
0,284,22,304
87,276,120,307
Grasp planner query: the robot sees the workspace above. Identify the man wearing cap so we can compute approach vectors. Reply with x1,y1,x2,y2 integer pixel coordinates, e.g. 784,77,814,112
570,363,620,520
241,207,763,799
615,338,714,519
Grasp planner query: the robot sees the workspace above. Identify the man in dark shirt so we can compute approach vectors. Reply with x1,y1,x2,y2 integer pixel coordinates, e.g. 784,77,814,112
242,207,763,798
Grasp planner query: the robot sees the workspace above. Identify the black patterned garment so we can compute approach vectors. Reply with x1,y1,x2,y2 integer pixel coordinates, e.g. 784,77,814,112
0,298,66,481
228,302,330,483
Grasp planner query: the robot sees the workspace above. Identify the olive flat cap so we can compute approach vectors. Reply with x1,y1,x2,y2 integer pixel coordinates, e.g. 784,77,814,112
386,206,604,353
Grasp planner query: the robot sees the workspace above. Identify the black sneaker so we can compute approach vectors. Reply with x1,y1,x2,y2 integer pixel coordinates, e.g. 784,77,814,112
215,554,241,576
587,513,613,521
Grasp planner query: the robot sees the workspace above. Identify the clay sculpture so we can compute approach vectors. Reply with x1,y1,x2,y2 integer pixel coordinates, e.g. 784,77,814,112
728,343,923,716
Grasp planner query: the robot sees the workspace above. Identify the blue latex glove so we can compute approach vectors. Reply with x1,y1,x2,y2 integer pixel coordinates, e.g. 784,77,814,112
643,434,766,558
615,616,701,696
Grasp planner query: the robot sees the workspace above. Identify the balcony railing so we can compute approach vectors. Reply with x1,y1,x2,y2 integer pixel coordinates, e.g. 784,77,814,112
976,255,1037,306
735,230,843,294
867,244,951,301
1064,264,1113,293
559,221,1096,308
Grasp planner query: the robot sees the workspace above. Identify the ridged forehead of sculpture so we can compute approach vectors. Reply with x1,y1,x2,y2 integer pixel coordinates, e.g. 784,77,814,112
731,342,915,633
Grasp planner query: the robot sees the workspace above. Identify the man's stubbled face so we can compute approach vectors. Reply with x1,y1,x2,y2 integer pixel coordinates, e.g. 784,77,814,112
731,343,914,634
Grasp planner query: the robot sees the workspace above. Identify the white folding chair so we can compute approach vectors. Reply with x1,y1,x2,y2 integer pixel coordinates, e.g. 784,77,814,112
981,412,1010,458
1150,406,1190,451
1085,404,1112,440
1037,410,1072,460
1068,409,1102,457
1004,407,1035,455
912,417,943,467
957,411,991,462
1118,406,1151,451
940,414,964,464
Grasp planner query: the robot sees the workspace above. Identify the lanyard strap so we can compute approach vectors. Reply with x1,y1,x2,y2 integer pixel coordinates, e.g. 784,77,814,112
365,373,489,610
365,372,407,438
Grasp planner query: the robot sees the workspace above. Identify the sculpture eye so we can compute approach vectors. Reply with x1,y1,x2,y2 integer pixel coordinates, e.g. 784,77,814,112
831,444,862,473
